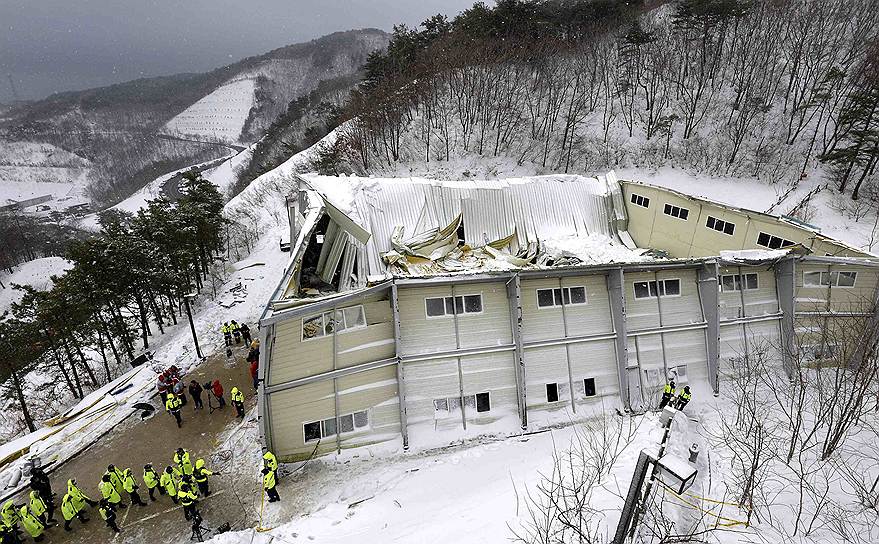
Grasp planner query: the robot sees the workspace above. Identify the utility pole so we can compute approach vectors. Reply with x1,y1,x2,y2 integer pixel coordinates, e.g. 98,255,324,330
183,293,203,359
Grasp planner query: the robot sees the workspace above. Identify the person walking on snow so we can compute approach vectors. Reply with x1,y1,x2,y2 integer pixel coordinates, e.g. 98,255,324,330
221,323,232,346
28,467,55,525
177,480,199,521
174,448,194,477
262,468,280,503
211,379,226,408
231,320,242,344
659,380,675,410
249,359,259,390
27,491,49,527
1,500,20,537
18,505,44,542
231,387,245,418
160,467,178,504
98,499,120,534
67,479,97,510
193,459,215,497
263,451,278,472
122,469,147,507
188,380,204,410
676,386,692,411
165,392,183,428
99,475,125,509
142,465,160,501
240,322,252,346
60,492,89,532
105,465,124,497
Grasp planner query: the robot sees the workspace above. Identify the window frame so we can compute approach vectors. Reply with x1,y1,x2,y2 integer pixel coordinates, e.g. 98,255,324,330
536,286,587,309
705,215,736,236
803,270,858,288
546,382,560,403
630,193,650,208
301,305,367,342
632,279,682,300
583,377,597,397
303,410,370,443
719,273,759,293
662,203,690,220
424,293,485,319
756,231,795,250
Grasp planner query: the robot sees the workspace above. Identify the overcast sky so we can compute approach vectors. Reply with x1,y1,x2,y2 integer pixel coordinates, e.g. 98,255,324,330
0,0,476,102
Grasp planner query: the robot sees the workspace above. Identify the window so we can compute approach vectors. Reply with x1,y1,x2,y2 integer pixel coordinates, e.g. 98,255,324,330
303,410,369,442
720,273,759,292
536,286,587,308
663,203,689,220
803,271,857,288
630,193,650,208
475,392,491,413
633,279,681,299
756,232,795,250
302,305,367,340
674,365,688,383
424,294,483,317
706,216,735,236
583,378,596,397
546,383,559,403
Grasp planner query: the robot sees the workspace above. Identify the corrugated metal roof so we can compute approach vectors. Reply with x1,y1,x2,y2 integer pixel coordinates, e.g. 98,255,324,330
342,175,616,276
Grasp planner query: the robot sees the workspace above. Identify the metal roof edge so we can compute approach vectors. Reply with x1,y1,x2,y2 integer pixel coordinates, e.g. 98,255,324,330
262,281,394,325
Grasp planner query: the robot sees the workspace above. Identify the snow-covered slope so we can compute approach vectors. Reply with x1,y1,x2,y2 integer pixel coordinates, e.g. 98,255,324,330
0,141,91,206
0,256,72,314
163,78,257,144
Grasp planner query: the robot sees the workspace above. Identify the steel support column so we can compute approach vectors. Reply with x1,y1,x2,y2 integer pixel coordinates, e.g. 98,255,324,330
697,262,720,394
607,268,631,411
775,258,797,375
507,274,528,429
390,283,409,449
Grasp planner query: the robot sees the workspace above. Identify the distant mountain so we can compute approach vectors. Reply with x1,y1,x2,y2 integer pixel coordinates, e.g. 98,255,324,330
0,28,389,207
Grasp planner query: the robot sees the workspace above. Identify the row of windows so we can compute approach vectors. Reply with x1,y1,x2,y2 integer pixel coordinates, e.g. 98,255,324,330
706,216,736,236
630,193,650,208
433,392,491,417
633,279,681,299
756,232,795,250
546,378,597,403
301,305,366,341
663,203,689,220
803,271,857,288
720,273,758,292
536,287,587,308
304,410,369,443
425,295,484,317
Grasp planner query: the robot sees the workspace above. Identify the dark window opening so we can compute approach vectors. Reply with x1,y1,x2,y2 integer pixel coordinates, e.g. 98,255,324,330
456,217,466,245
304,422,321,442
475,392,491,413
584,378,596,397
546,383,559,403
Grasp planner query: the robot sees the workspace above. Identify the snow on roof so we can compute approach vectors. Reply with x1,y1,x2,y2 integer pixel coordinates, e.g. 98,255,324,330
303,174,651,279
719,248,792,264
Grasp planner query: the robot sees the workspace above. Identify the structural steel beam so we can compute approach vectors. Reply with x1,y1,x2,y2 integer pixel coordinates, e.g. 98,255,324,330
390,284,409,450
257,324,274,451
775,258,797,375
607,268,631,411
507,275,528,429
696,261,721,394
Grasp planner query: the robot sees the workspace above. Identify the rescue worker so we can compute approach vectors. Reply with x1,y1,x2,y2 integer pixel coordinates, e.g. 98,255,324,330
177,479,199,521
249,358,259,390
262,468,280,503
142,464,160,501
676,386,692,411
28,467,54,524
166,392,183,428
105,464,125,497
240,322,252,346
231,386,245,418
60,492,89,532
263,451,278,472
231,320,242,343
98,499,120,534
174,448,194,477
0,501,20,536
18,506,44,542
26,492,47,527
192,459,215,497
160,467,179,504
99,475,126,509
221,322,232,346
67,479,97,509
122,468,147,507
659,380,675,409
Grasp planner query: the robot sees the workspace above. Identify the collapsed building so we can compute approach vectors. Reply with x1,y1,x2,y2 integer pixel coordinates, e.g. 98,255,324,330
256,172,879,461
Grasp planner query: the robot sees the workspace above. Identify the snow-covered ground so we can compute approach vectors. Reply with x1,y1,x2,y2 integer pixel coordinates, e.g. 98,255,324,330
163,78,257,145
0,141,91,207
0,256,72,315
202,143,254,195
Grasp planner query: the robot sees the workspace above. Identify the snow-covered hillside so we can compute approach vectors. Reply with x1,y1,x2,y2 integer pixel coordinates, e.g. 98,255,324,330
163,78,257,144
0,256,72,314
0,141,91,206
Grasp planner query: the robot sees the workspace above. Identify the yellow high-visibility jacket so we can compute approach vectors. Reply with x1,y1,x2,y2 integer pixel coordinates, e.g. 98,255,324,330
160,471,177,496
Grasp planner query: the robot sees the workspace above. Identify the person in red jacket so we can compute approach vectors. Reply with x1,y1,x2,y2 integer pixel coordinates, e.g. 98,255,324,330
211,379,226,408
249,360,259,391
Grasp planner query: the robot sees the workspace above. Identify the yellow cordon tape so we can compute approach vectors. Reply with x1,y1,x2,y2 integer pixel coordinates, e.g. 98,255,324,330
658,481,750,528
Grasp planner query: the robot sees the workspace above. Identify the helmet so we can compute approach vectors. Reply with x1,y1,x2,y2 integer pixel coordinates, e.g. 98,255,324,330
195,459,205,469
144,464,152,469
176,447,184,455
107,464,115,471
684,386,690,392
101,475,110,482
165,466,174,474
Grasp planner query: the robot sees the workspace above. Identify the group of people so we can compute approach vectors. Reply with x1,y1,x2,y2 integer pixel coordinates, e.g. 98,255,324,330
158,363,251,427
221,321,251,347
0,448,222,542
658,380,692,411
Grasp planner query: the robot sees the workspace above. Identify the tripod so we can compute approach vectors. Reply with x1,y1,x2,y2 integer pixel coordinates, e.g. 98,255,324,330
190,512,212,542
205,387,217,414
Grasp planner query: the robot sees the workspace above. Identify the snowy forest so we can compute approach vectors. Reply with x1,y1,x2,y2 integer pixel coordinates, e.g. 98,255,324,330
325,0,879,210
0,173,225,436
